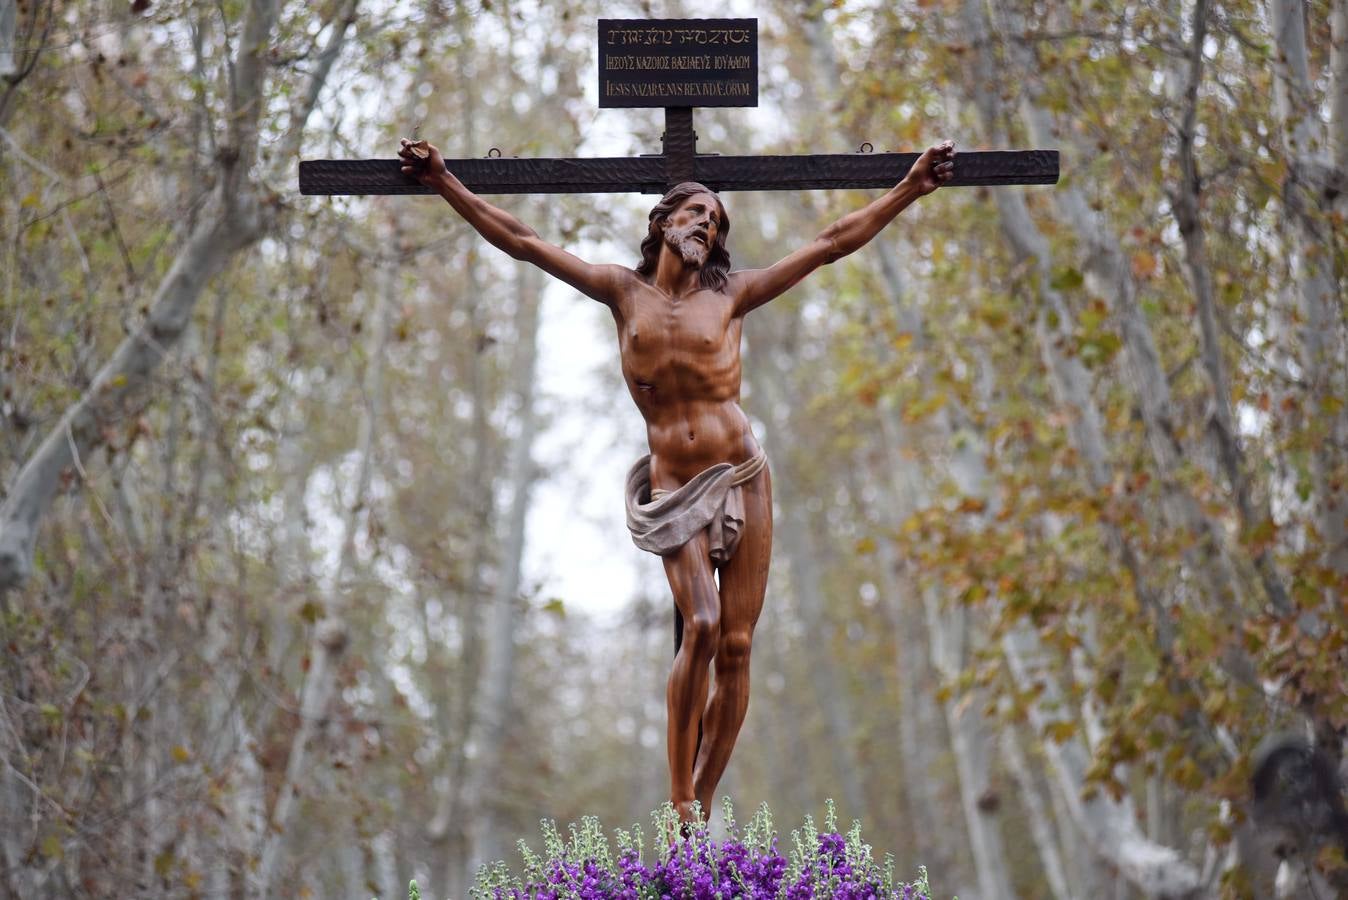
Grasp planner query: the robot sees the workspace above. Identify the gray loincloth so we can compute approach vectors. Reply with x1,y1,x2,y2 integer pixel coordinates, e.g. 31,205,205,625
624,452,767,563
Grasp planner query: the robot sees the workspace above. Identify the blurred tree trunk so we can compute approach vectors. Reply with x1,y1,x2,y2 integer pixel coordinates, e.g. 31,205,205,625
756,338,867,820
870,241,974,888
1335,0,1348,177
775,478,867,819
425,14,510,898
1002,625,1207,897
1269,0,1348,612
923,413,1015,900
867,452,955,878
1167,0,1290,618
463,259,543,875
255,218,395,897
875,173,1011,900
1001,724,1072,900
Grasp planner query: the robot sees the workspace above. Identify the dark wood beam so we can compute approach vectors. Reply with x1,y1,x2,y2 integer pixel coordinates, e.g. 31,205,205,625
298,149,1059,196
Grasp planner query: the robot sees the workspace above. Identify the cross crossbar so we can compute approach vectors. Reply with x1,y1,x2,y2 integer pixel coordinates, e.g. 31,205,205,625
298,149,1058,196
300,107,1058,196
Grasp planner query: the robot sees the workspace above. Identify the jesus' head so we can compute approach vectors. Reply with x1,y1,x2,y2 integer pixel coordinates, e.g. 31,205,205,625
636,182,731,292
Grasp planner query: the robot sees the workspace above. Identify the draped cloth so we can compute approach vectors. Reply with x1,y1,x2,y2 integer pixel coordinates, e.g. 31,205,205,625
624,452,767,563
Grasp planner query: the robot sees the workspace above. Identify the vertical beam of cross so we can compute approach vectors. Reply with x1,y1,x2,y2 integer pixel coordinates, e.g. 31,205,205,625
663,107,697,187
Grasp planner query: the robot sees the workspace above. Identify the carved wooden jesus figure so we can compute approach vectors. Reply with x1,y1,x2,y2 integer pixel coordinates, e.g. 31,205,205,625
399,137,955,823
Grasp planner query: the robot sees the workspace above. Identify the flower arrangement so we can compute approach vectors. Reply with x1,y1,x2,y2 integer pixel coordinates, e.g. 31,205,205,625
421,799,939,900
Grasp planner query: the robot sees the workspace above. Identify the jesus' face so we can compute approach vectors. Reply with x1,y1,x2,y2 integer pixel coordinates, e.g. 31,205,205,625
662,193,721,269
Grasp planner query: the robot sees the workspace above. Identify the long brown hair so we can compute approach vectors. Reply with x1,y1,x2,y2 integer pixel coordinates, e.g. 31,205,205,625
635,182,731,292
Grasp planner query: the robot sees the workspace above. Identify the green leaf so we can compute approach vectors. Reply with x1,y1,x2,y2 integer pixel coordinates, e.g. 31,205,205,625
1049,267,1084,291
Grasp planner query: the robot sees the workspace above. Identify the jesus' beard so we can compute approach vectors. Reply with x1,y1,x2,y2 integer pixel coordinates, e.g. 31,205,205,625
663,222,710,269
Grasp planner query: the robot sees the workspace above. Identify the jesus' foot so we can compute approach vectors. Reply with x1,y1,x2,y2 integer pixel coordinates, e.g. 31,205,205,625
674,799,702,828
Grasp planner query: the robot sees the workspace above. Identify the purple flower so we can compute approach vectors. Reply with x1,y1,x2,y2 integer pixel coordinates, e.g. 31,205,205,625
469,806,933,900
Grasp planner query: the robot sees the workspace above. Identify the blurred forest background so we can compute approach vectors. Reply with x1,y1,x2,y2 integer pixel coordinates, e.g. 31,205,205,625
2,0,1346,897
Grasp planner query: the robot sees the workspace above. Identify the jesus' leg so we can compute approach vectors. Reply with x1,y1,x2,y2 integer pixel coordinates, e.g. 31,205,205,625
661,531,721,824
692,467,772,815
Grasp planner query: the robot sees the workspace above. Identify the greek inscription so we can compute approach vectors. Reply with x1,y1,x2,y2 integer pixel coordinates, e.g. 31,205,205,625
603,54,753,71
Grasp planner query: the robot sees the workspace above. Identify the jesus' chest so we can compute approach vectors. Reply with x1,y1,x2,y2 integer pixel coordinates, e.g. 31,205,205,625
617,294,741,366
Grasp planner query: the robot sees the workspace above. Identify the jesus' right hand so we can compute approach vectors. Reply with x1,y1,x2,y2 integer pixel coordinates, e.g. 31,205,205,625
399,138,447,187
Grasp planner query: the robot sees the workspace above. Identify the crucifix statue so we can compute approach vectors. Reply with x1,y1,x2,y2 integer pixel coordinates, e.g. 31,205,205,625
301,18,1057,826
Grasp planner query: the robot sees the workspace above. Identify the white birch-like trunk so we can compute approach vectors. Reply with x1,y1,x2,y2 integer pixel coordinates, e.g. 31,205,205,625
1002,723,1073,900
1002,627,1208,898
752,336,867,818
1333,0,1348,179
462,260,544,875
869,476,955,876
773,481,869,818
428,307,493,900
1268,0,1348,586
254,234,395,896
877,188,1013,900
426,22,497,895
1166,0,1292,616
928,421,1016,900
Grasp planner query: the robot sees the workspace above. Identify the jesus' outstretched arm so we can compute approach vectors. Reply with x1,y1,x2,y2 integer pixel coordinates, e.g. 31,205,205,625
730,140,955,316
398,138,633,306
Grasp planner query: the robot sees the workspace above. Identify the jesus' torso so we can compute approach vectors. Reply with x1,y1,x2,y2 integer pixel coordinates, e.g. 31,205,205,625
610,275,761,491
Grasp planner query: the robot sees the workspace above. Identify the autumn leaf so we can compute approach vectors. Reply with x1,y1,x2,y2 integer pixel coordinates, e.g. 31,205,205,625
41,834,63,860
1129,251,1157,279
1042,720,1078,744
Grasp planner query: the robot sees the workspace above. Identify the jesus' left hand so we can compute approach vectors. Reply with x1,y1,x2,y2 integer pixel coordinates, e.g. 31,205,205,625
903,141,956,196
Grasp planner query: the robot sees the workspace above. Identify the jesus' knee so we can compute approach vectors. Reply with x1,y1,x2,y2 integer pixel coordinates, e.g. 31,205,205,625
714,629,753,678
681,608,721,665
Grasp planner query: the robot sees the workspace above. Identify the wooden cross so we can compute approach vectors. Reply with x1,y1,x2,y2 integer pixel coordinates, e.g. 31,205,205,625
299,18,1056,199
